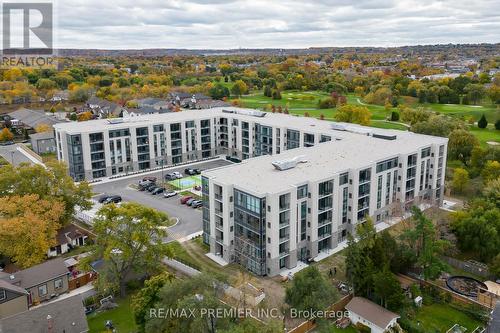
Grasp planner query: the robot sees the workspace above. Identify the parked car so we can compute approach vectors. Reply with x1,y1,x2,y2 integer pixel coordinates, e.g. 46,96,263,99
98,194,112,203
180,196,193,204
151,187,165,195
172,171,183,179
103,195,122,204
142,176,157,183
186,198,196,206
185,168,202,176
138,180,153,189
165,173,178,181
164,191,177,198
147,184,158,192
191,200,203,208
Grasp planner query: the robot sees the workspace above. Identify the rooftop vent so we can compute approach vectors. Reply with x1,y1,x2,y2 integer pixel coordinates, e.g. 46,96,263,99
222,109,266,118
272,155,308,171
373,133,397,140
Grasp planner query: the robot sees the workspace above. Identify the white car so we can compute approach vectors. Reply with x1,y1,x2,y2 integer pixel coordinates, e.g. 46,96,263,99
172,171,183,179
164,191,177,198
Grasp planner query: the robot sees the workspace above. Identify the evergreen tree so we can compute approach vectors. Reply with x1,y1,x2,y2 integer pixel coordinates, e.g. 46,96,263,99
478,114,488,129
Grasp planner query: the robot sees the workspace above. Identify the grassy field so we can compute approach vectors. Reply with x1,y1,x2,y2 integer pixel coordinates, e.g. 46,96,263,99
414,303,483,332
87,295,137,333
233,90,499,144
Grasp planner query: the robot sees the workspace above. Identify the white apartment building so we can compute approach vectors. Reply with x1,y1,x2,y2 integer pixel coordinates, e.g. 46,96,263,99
202,124,447,276
53,107,447,277
53,107,337,181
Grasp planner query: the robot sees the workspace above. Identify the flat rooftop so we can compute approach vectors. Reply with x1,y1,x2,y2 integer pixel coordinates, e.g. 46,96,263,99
52,107,390,139
203,128,447,195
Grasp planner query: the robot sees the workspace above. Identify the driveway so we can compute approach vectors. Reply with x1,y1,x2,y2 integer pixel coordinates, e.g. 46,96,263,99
91,158,233,242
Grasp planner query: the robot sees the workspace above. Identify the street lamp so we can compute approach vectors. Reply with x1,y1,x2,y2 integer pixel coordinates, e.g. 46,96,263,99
10,150,15,165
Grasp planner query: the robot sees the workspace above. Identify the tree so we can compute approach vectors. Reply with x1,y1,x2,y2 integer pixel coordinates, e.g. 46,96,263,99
411,114,464,137
0,194,64,268
482,161,500,183
0,127,14,142
448,129,480,164
77,111,93,121
209,83,230,100
334,105,371,125
452,168,469,194
478,114,488,129
487,84,500,105
285,266,338,313
272,89,282,100
399,106,430,125
390,111,400,121
132,272,174,332
464,83,486,105
496,119,500,130
145,273,231,333
451,199,500,262
263,85,272,97
0,161,92,224
35,123,51,133
373,268,405,311
490,253,500,278
230,80,248,97
401,207,449,280
85,202,172,297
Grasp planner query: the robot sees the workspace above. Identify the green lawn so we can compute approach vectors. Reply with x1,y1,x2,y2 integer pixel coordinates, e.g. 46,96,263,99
234,90,500,144
469,125,500,146
414,303,483,332
329,325,358,333
87,295,137,333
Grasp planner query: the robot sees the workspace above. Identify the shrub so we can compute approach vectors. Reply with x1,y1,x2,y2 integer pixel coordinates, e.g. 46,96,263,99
355,322,371,333
495,119,500,130
478,114,488,129
390,111,400,121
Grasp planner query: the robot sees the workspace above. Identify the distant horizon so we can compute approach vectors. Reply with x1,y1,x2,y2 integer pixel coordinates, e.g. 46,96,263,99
50,42,500,51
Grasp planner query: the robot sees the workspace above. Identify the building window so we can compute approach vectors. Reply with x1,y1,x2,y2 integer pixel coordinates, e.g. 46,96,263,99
339,172,349,185
297,185,308,199
54,278,63,290
38,284,47,297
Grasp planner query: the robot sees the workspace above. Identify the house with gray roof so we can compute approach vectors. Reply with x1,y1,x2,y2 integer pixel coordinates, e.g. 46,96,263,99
1,258,70,306
9,108,64,130
0,279,29,319
29,131,56,154
0,295,88,333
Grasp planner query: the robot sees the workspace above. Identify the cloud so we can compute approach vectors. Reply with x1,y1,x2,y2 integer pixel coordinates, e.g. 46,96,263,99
52,0,500,49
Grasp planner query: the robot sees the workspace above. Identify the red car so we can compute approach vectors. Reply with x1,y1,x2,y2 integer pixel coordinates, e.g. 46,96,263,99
180,196,193,204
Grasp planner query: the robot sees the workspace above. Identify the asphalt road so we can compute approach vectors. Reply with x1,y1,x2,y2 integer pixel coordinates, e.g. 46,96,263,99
91,158,233,242
0,144,34,166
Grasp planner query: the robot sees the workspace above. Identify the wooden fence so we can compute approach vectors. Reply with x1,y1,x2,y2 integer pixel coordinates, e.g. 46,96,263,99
69,272,96,291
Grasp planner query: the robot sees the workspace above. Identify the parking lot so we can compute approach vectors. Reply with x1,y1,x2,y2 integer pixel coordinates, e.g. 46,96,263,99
91,158,232,242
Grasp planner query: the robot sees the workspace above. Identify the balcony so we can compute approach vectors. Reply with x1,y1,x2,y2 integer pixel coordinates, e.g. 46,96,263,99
279,234,289,243
279,248,290,257
318,232,332,240
214,208,223,216
214,193,223,201
215,221,223,230
216,235,223,243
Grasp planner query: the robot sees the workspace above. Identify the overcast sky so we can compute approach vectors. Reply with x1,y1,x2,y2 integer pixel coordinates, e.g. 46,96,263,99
53,0,500,49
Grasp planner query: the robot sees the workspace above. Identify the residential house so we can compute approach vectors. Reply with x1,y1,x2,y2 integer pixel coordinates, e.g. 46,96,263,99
1,258,70,306
0,295,89,333
0,279,29,319
48,225,89,258
345,297,400,333
8,108,65,130
30,131,56,154
86,96,124,118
